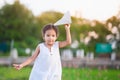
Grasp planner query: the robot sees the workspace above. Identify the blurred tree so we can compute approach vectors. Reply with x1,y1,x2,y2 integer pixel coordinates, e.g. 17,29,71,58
106,11,120,53
72,19,111,54
93,21,111,42
0,0,119,56
0,0,36,48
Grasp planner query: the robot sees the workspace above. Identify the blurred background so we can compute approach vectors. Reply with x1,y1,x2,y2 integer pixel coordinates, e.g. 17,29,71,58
0,0,120,80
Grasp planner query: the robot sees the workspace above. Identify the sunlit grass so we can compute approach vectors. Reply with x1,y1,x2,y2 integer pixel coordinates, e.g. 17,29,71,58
62,68,120,80
0,66,30,80
0,66,120,80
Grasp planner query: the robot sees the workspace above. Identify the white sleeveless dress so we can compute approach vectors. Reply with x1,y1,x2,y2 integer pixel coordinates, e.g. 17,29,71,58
29,42,62,80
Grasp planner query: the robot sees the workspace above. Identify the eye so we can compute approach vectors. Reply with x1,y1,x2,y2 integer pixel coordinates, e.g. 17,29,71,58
47,34,50,37
52,35,56,37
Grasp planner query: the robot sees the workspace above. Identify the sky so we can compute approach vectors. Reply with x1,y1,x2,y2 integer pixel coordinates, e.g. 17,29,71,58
0,0,120,21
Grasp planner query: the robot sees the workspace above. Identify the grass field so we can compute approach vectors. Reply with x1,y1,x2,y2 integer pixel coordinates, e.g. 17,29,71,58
0,66,120,80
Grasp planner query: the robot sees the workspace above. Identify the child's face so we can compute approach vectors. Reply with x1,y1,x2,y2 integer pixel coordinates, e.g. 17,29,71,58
44,29,57,45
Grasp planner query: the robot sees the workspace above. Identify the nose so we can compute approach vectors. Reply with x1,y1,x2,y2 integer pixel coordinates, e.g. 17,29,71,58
49,36,53,40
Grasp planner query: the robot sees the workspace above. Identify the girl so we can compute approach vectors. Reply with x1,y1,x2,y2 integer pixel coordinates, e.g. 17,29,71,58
13,24,71,80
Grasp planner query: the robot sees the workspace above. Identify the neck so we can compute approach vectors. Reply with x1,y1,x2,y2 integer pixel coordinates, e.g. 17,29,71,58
44,43,53,52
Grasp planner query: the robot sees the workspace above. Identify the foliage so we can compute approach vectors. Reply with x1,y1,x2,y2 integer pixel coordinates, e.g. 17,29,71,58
106,16,120,53
0,0,120,56
0,1,34,41
0,1,38,54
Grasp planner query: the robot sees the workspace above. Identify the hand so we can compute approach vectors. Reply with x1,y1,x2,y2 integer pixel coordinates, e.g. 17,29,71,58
13,64,23,70
65,24,70,30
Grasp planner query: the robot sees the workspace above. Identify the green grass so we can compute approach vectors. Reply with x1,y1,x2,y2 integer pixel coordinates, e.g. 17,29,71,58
0,66,120,80
0,66,30,80
62,68,120,80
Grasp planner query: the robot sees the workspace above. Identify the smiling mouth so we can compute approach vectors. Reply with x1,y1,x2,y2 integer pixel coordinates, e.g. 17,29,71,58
48,40,54,42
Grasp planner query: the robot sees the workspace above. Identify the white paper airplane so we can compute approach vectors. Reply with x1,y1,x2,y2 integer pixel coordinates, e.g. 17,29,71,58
54,11,72,26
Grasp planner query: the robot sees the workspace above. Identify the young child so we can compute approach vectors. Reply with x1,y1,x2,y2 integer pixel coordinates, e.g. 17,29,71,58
13,23,71,80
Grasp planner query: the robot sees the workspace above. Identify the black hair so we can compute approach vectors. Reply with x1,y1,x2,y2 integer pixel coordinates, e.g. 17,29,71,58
42,23,59,37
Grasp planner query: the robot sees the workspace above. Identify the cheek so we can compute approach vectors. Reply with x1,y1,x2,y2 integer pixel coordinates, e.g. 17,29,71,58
43,36,48,40
54,37,57,40
44,36,48,40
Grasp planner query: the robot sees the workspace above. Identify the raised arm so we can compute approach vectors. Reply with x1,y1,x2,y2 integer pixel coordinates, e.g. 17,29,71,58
59,24,71,48
13,45,40,70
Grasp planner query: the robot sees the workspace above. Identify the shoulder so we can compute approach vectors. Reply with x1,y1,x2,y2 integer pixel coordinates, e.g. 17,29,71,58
36,43,44,51
55,41,59,44
55,41,59,45
54,41,59,47
38,42,44,47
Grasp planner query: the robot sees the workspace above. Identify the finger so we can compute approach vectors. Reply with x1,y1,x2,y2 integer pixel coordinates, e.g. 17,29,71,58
65,24,70,28
65,24,69,26
13,64,18,68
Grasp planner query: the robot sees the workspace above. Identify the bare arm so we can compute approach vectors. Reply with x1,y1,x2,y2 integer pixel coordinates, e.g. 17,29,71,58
59,24,71,48
13,45,40,70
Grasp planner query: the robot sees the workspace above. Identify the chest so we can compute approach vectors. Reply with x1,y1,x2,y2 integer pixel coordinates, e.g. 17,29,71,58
38,45,60,61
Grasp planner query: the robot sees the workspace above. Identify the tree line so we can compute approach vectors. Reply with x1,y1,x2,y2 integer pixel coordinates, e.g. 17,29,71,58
0,0,120,56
